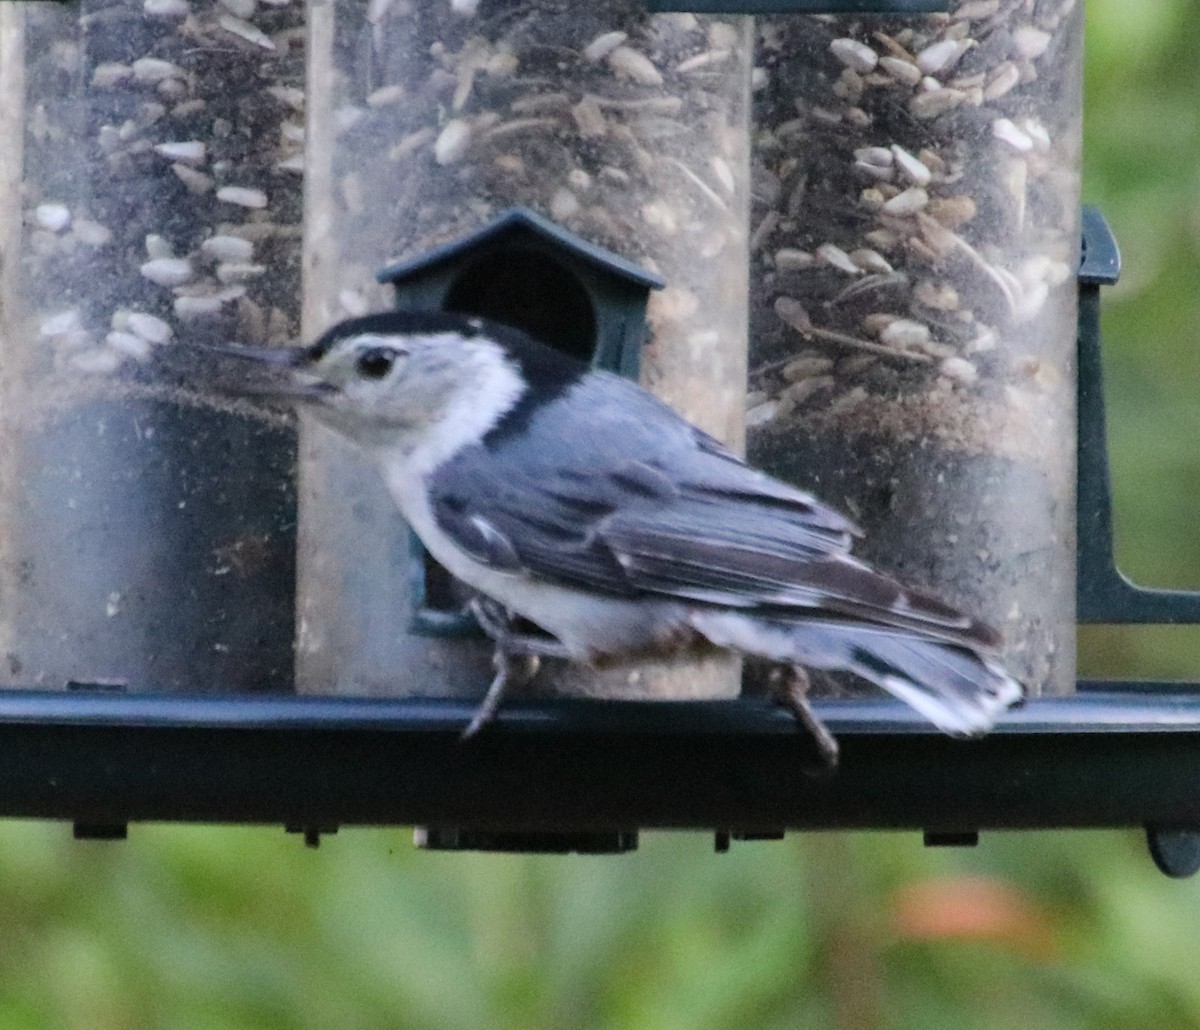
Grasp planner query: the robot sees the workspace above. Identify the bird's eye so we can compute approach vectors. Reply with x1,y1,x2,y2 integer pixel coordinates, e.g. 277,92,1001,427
356,347,397,379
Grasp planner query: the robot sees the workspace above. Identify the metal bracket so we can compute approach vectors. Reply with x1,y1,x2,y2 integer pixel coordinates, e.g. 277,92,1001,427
73,823,128,841
285,824,338,849
1146,827,1200,879
1076,206,1200,624
8,688,1200,841
1076,208,1200,875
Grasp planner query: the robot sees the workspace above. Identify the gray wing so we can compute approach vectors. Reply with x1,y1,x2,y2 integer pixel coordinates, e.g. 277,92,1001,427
428,372,996,648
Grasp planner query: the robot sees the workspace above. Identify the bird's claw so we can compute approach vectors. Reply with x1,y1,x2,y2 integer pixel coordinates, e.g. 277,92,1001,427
459,650,540,741
771,665,840,770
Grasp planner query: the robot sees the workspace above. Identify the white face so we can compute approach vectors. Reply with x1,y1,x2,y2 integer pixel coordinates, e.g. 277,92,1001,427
296,331,526,467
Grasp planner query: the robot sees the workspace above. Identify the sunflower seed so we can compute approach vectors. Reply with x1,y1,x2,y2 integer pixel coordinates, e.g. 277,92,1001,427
992,117,1034,152
1020,118,1051,150
780,375,836,410
984,61,1020,100
782,355,835,381
154,140,207,165
953,0,1000,19
174,296,226,320
607,47,663,86
266,85,305,111
72,220,112,247
880,319,930,349
864,229,901,251
216,263,267,284
746,400,780,427
677,49,732,74
216,186,269,209
366,84,406,108
583,31,627,62
916,38,970,76
35,204,71,232
909,88,965,119
891,146,931,186
862,313,899,335
40,309,83,337
141,258,193,287
434,119,472,164
850,248,893,274
144,0,188,16
92,63,133,88
1012,25,1051,59
218,14,275,49
881,187,928,215
879,56,921,85
914,280,959,310
127,312,173,344
106,330,152,360
549,188,580,221
132,58,183,83
925,196,974,230
855,146,894,169
388,127,436,161
172,164,214,194
774,248,816,271
71,349,123,375
816,242,862,274
829,38,878,74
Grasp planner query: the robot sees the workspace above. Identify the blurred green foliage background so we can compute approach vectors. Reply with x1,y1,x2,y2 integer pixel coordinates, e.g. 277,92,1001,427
7,1,1200,1026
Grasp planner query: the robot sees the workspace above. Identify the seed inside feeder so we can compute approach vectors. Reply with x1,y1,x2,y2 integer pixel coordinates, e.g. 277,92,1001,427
140,257,193,287
127,312,173,344
748,2,1082,698
216,186,269,209
35,204,71,232
153,140,207,165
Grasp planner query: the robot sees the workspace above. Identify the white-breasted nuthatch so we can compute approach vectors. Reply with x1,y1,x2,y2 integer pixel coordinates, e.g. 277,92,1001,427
215,310,1022,762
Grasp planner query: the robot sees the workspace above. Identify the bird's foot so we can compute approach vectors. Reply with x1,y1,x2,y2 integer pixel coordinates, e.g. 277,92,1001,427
460,649,541,741
461,597,573,739
770,665,840,770
468,596,572,659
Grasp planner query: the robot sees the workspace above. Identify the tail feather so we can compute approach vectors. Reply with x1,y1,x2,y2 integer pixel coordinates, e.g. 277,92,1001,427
690,611,1023,737
848,634,1021,736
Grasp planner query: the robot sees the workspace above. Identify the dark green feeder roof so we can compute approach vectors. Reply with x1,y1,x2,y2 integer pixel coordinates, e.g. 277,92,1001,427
375,207,665,292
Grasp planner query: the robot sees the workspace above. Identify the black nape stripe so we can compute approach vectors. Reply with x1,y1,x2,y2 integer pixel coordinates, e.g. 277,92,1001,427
480,331,589,446
484,320,587,397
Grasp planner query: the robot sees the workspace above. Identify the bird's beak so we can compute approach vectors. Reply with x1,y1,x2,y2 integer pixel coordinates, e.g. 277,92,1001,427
204,342,334,400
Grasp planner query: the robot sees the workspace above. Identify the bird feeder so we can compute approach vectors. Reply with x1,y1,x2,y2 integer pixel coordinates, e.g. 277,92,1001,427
0,0,304,693
747,1,1082,701
297,2,753,702
3,0,1200,876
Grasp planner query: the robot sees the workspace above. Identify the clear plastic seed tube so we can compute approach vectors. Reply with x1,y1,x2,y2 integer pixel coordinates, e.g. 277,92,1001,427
0,0,304,691
300,1,752,698
748,1,1082,696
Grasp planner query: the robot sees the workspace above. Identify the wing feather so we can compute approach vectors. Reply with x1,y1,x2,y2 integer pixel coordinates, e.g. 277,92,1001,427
426,371,996,650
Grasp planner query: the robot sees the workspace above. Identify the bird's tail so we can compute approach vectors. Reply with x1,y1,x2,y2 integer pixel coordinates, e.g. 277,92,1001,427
690,612,1023,736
